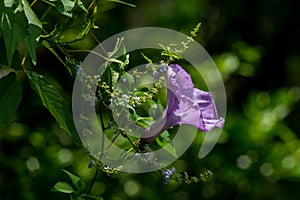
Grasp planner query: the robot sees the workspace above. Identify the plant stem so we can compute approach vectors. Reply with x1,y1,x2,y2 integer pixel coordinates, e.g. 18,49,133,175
30,0,38,7
87,168,99,194
98,102,106,161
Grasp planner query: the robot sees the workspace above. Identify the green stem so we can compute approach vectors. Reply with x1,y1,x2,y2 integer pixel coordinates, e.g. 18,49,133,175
30,0,38,7
41,0,56,7
40,6,52,21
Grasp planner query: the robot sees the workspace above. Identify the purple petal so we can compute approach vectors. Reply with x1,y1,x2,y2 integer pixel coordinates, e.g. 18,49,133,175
141,64,224,143
167,64,194,98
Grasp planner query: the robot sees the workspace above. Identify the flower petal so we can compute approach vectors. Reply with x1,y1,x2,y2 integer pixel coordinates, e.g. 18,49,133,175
168,64,194,97
141,64,224,143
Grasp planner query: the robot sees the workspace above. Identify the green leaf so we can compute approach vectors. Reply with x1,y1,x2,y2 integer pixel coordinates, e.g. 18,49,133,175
61,0,75,15
41,40,75,76
0,3,27,66
3,0,15,7
110,69,119,88
0,65,14,79
77,0,88,12
0,72,22,129
50,0,75,17
158,131,171,143
155,131,178,158
122,72,135,91
21,0,42,28
62,169,86,193
51,181,74,194
23,24,42,65
21,0,42,65
148,100,164,120
26,71,82,146
81,194,103,200
0,1,42,66
114,72,135,94
0,38,21,70
134,116,153,127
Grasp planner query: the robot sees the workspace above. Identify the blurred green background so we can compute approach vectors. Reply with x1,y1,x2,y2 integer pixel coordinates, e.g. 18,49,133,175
1,0,300,199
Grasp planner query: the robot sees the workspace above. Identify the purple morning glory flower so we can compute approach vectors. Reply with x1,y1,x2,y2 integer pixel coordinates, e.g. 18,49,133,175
141,64,224,143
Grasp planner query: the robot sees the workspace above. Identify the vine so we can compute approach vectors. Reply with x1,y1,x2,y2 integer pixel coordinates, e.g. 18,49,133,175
0,1,212,199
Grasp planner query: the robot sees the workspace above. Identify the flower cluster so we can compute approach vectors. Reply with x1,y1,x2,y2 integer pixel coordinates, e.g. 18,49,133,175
162,167,176,184
76,64,101,106
108,68,165,110
146,63,168,78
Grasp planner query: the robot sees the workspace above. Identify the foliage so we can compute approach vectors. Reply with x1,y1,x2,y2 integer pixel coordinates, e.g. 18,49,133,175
0,71,22,128
52,169,103,200
1,0,300,200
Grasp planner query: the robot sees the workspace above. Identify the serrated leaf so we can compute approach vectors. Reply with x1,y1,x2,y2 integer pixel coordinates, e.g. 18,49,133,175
62,169,86,193
25,71,81,146
0,72,22,129
51,181,74,194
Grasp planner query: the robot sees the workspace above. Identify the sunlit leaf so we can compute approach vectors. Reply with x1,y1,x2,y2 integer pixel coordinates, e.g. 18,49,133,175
3,0,15,7
21,0,42,28
51,181,74,194
50,0,75,17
